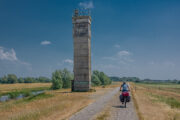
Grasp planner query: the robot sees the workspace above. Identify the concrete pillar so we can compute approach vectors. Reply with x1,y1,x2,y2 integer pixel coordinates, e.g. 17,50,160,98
72,9,91,91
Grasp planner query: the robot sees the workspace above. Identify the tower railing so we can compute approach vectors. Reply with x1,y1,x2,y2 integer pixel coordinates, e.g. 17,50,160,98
73,8,91,17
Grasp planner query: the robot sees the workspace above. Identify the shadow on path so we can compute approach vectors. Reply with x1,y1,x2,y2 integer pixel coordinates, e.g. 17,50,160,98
112,105,126,108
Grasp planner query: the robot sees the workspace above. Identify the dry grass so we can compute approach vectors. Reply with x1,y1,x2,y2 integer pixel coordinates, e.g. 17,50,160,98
0,83,120,120
95,109,110,120
0,83,51,94
131,83,180,120
93,95,112,120
0,90,90,120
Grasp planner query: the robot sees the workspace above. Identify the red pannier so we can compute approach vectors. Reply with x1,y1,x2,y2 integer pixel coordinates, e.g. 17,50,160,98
122,92,129,97
119,92,131,102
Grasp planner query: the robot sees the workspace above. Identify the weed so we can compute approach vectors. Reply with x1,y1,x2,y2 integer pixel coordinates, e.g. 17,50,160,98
25,93,53,102
150,94,180,109
89,88,96,92
96,110,109,120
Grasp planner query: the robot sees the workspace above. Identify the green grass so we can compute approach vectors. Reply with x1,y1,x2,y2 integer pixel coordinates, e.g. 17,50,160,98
149,93,180,109
0,93,54,110
0,87,50,98
137,83,180,88
138,83,180,109
24,93,53,102
136,83,180,93
13,93,53,105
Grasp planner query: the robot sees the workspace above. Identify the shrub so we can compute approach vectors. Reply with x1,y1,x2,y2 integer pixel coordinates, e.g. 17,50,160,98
7,74,18,84
62,68,73,88
91,74,101,86
92,70,111,86
51,70,63,90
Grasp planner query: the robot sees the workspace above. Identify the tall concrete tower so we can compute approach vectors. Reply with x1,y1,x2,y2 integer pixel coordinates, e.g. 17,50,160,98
72,9,91,91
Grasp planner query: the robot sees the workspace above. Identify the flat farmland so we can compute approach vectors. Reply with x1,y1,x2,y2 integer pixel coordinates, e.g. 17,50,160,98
132,83,180,120
0,82,121,120
0,83,52,95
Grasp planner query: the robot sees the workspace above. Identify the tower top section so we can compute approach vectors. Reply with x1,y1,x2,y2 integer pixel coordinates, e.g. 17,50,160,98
73,9,91,17
72,9,91,24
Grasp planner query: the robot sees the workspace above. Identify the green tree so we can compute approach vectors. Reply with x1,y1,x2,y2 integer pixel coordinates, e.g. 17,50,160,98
38,77,51,83
99,72,108,85
62,68,73,88
51,70,63,90
24,77,35,83
7,74,18,83
18,77,24,83
92,70,111,86
93,70,101,78
1,75,8,83
91,74,101,86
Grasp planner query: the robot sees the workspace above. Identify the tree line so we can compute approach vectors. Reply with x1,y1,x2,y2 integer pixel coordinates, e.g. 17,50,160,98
51,69,112,90
0,74,51,84
110,77,140,82
110,76,180,84
0,69,112,89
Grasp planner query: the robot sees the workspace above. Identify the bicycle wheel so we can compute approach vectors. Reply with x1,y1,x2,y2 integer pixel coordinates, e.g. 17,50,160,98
124,97,126,108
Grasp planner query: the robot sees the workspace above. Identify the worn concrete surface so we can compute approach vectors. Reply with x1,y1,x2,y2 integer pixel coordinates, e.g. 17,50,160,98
72,10,91,91
69,87,139,120
69,87,120,120
107,92,139,120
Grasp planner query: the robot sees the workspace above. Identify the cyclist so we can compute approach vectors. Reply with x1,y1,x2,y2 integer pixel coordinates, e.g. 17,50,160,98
120,82,130,92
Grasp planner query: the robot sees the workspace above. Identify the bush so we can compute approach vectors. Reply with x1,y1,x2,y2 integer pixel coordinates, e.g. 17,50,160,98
24,77,36,83
91,74,101,86
18,77,24,83
8,91,20,99
62,69,73,88
37,77,51,83
92,70,111,86
0,75,8,83
7,74,18,83
51,70,63,90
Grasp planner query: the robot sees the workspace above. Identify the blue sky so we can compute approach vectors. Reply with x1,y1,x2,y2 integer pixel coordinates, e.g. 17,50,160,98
0,0,180,80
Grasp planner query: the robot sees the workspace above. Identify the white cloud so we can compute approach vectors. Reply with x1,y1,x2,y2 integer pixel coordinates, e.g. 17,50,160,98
0,46,31,66
0,47,18,61
64,59,73,64
57,59,73,71
102,50,133,65
41,41,51,45
117,50,131,56
79,1,94,9
114,44,120,48
0,47,32,76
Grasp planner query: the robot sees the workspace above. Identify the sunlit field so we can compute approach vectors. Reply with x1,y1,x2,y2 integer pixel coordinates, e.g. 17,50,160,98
0,83,51,95
131,83,180,120
0,82,121,120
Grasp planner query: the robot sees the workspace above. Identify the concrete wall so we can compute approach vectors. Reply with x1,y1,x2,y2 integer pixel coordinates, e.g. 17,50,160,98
72,15,91,91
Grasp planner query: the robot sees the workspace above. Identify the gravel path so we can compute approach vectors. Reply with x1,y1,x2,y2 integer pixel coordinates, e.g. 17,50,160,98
69,87,120,120
69,87,139,120
107,92,139,120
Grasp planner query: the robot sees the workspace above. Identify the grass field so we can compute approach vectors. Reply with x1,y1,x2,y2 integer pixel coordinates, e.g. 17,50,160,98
0,82,121,120
0,83,51,94
131,83,180,120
